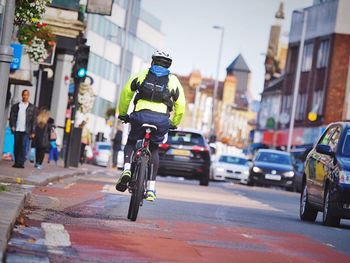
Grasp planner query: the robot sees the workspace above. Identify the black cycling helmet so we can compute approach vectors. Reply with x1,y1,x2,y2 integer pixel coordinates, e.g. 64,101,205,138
152,50,172,68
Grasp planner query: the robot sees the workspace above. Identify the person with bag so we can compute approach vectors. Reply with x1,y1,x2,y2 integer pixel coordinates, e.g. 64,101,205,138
33,109,51,169
79,121,91,165
116,50,186,202
48,117,59,164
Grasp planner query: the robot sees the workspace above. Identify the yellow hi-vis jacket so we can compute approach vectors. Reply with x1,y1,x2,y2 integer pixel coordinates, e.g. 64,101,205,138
118,69,186,126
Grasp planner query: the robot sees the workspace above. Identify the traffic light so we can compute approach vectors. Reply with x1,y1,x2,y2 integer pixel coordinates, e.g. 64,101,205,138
73,36,90,80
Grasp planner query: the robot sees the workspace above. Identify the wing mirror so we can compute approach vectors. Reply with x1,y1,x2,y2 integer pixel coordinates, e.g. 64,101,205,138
315,144,335,158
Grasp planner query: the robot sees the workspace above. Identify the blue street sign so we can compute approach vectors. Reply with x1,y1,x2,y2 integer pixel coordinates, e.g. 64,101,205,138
10,43,23,70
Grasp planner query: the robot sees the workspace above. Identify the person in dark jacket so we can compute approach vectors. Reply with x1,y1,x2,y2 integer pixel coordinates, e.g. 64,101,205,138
9,89,36,168
33,109,51,169
112,128,123,168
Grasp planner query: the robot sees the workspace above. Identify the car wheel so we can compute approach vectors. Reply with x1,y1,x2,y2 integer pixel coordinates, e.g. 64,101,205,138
247,175,255,186
199,172,209,186
322,186,340,227
300,184,318,222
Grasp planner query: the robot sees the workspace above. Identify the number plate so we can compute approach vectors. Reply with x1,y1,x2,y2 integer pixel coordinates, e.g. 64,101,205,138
172,149,191,156
265,174,281,181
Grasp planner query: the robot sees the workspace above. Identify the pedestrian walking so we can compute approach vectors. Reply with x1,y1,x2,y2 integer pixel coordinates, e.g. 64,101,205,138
33,109,51,169
112,127,123,168
48,117,59,164
9,89,36,168
79,121,91,165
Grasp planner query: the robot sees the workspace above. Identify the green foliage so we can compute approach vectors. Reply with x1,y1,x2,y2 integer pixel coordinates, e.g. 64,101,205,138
15,0,52,26
0,185,7,192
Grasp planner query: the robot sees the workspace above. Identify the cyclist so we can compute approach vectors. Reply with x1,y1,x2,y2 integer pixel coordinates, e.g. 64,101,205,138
116,50,186,202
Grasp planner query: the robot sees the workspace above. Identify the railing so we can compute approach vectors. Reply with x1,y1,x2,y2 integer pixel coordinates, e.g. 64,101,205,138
50,0,80,11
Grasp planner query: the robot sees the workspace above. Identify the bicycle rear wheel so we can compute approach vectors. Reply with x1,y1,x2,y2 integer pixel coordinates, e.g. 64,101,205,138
128,156,147,221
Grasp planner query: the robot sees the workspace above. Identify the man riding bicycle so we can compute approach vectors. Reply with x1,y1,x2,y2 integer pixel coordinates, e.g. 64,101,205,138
116,50,186,202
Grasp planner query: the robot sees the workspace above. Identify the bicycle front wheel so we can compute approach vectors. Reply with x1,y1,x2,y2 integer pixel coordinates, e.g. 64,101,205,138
128,156,147,221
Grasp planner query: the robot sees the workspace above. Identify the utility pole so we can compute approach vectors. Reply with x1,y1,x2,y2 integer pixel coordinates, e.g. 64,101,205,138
0,0,15,157
287,10,308,152
108,0,133,167
211,25,224,138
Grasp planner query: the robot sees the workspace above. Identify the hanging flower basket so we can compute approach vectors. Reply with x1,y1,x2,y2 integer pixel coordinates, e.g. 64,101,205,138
14,0,52,26
17,22,56,63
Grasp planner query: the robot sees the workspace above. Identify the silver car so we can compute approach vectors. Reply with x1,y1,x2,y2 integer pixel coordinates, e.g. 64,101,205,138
211,154,250,184
93,142,112,167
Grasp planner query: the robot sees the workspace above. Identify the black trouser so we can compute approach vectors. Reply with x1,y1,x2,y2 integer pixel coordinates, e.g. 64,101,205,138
14,131,29,165
80,143,86,164
35,147,46,165
124,140,159,181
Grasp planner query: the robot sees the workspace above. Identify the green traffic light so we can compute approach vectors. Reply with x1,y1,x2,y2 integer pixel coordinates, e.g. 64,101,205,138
77,68,87,78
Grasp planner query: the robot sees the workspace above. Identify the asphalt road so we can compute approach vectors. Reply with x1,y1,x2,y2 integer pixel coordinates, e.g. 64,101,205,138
5,169,350,262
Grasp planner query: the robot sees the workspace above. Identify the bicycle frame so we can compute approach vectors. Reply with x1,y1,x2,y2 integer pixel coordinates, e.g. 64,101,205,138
127,126,155,221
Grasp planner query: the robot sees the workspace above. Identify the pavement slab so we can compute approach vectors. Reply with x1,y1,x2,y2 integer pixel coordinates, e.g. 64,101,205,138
0,159,105,262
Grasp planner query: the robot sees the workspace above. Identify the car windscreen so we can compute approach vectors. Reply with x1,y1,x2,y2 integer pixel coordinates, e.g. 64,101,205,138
167,132,205,146
219,155,248,166
341,129,350,157
98,145,111,150
256,152,292,165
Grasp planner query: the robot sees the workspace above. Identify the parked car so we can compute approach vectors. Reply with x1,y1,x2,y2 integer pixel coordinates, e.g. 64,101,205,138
158,129,211,186
248,149,295,191
93,142,112,167
211,154,249,184
300,122,350,227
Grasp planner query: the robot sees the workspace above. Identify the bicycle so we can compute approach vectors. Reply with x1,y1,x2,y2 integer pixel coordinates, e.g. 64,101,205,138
127,123,157,221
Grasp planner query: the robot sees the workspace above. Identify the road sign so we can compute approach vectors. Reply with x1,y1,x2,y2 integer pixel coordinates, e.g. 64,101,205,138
10,43,23,70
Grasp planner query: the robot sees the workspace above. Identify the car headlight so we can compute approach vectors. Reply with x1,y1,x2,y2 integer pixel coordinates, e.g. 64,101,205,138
283,171,294,178
243,170,249,175
252,166,262,173
339,171,350,184
216,167,225,172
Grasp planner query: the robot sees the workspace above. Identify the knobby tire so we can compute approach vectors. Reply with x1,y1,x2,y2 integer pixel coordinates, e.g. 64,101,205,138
128,156,147,221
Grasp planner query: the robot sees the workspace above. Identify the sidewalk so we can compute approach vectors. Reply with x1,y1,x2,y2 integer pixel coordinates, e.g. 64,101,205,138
0,159,101,262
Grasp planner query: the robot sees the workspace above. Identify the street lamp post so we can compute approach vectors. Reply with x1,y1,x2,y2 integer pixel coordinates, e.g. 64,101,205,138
287,10,308,152
211,25,224,137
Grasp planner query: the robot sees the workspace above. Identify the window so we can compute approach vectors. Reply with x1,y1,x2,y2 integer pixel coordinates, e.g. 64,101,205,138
301,43,313,72
319,126,337,145
317,40,330,68
286,46,298,73
255,152,292,165
88,52,119,83
219,156,248,166
282,94,292,113
312,90,324,115
296,93,308,120
328,127,341,151
341,129,350,157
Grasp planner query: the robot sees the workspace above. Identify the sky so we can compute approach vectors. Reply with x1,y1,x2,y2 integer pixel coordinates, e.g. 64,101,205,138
141,0,312,100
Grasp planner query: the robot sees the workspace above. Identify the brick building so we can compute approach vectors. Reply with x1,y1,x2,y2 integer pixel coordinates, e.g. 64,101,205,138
282,0,350,128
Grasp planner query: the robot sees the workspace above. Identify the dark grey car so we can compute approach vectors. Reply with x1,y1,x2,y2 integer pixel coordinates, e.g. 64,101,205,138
248,149,295,191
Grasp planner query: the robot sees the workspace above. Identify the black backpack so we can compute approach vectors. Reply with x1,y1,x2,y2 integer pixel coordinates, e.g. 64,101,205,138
134,70,174,112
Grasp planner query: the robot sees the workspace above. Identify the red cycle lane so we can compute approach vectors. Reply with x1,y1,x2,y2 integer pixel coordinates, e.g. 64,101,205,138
7,177,350,263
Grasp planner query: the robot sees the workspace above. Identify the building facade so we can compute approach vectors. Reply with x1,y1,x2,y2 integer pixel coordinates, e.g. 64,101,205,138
85,0,164,139
177,54,256,148
258,0,350,148
282,0,350,128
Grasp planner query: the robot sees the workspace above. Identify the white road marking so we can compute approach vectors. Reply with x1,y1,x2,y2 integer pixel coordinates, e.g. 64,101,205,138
63,182,76,189
241,234,253,239
41,223,71,247
325,243,335,248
